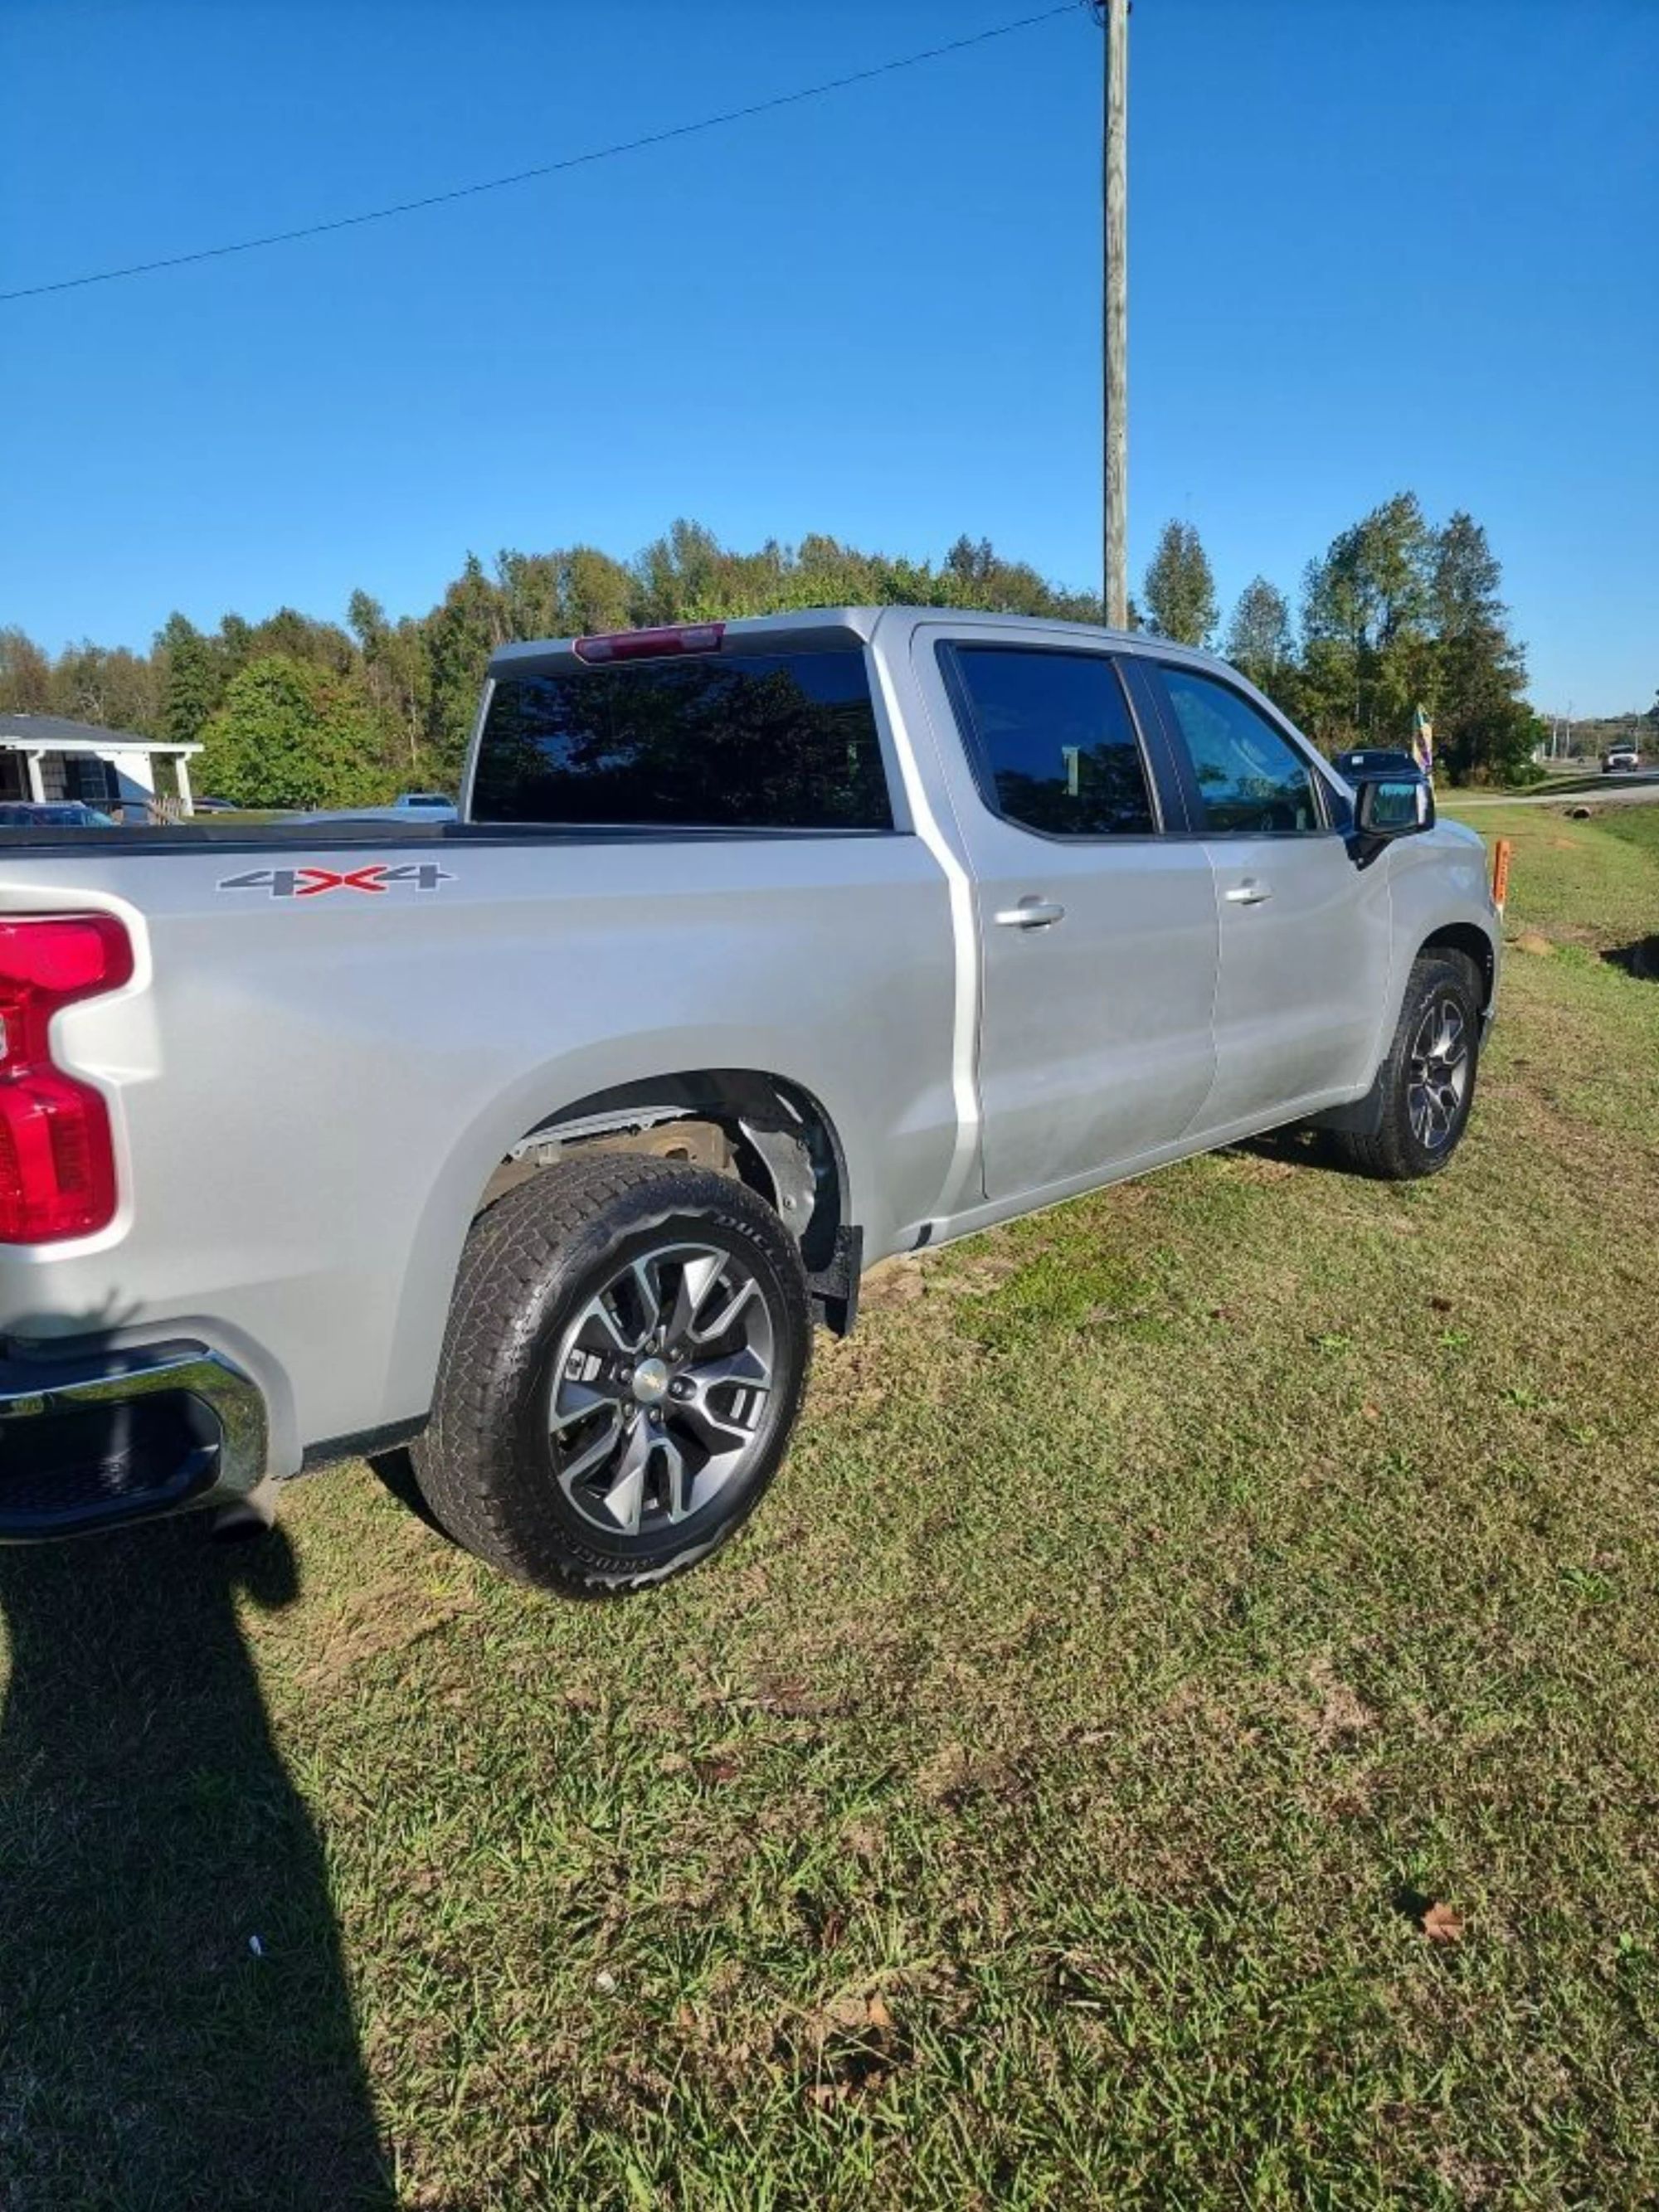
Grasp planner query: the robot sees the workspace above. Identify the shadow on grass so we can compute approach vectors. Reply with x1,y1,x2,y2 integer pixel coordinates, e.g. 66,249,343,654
1604,936,1658,982
0,1521,392,2210
1228,1126,1354,1178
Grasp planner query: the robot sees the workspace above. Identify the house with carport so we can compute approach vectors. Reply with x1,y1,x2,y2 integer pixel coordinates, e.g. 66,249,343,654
0,713,201,817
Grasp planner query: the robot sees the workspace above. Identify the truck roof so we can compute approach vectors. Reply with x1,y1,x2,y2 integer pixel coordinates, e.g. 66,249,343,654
486,605,1238,684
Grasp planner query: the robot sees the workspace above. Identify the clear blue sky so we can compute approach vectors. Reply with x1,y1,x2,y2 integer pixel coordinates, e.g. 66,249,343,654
2,0,1654,715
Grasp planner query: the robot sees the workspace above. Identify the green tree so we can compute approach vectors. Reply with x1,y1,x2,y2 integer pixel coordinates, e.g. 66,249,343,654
421,556,508,782
155,613,226,749
1224,577,1293,688
561,546,635,635
1428,511,1536,785
0,628,54,714
49,642,160,734
348,590,431,778
1299,492,1435,749
1141,522,1217,646
195,656,393,809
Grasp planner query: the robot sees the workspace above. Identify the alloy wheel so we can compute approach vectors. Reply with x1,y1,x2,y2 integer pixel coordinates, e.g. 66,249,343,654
1408,995,1471,1151
547,1241,776,1538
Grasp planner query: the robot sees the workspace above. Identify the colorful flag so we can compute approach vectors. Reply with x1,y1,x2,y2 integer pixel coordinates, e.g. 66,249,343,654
1413,703,1434,780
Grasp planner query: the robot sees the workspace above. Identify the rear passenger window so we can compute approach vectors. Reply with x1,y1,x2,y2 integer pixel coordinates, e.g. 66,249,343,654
1157,667,1321,834
944,647,1155,837
473,649,891,830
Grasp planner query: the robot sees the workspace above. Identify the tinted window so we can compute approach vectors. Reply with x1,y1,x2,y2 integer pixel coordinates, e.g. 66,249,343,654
946,647,1155,837
473,649,891,830
1160,668,1320,834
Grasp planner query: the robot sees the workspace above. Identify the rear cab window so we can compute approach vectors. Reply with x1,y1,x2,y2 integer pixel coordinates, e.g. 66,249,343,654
472,648,893,830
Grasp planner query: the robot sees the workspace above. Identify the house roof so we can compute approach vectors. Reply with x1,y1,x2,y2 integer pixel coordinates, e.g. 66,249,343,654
0,712,198,755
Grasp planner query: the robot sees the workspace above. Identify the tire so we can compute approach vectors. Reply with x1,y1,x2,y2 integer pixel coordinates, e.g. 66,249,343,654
1329,950,1482,1181
411,1153,812,1593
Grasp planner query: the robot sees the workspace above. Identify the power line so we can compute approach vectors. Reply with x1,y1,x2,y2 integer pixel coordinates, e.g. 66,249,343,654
1,4,1083,306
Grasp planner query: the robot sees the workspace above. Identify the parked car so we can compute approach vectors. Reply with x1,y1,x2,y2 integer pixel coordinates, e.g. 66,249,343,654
1332,747,1418,781
0,610,1498,1591
1603,744,1641,774
285,794,460,827
192,796,241,814
0,801,114,829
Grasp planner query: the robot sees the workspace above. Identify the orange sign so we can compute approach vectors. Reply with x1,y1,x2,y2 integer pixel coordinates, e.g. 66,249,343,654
1491,838,1512,913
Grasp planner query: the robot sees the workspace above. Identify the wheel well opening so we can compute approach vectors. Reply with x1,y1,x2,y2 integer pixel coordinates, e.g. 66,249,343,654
1421,923,1495,1010
478,1069,851,1284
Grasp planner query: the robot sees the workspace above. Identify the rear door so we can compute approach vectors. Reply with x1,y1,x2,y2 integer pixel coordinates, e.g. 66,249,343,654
1145,662,1391,1131
919,633,1219,1200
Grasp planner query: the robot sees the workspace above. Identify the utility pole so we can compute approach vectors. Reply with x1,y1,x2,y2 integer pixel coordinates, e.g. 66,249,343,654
1094,1,1130,628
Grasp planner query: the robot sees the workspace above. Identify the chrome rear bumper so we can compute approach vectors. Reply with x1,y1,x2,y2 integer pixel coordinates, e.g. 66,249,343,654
0,1339,269,1539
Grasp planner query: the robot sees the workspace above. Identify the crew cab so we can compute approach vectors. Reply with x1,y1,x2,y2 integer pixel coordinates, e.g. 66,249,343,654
0,610,1499,1589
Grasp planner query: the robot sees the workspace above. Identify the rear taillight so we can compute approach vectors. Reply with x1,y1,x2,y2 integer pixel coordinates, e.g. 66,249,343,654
572,623,725,664
0,913,133,1243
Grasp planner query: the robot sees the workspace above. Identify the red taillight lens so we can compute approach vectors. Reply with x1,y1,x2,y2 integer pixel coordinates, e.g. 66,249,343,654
0,914,133,1243
572,622,725,664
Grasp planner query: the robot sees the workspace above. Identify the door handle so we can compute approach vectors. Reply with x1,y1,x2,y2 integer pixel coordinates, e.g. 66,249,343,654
1224,882,1272,906
995,897,1067,929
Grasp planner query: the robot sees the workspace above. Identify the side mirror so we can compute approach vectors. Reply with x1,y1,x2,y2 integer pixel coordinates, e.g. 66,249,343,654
1355,775,1433,834
1354,774,1433,867
1350,771,1433,864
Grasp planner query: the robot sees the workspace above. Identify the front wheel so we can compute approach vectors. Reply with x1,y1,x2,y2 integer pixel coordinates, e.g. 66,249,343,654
1329,951,1482,1181
412,1154,812,1592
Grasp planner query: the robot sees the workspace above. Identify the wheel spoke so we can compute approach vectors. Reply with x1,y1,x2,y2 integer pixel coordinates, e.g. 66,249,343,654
558,1404,623,1486
691,1276,759,1344
577,1292,641,1358
596,1417,652,1534
664,1252,724,1345
685,1345,771,1393
550,1378,620,1434
630,1257,668,1345
657,1429,689,1523
677,1349,771,1453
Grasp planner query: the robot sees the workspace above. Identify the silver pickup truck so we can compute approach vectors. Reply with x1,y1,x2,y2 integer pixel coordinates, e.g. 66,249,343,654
0,610,1498,1591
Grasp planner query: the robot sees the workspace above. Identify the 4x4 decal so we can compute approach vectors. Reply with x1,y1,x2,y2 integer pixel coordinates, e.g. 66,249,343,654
218,863,455,899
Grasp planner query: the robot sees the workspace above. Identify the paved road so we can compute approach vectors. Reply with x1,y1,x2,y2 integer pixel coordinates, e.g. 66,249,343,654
1447,777,1659,809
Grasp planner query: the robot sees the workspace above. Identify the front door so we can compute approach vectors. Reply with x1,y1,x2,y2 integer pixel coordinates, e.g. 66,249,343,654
920,634,1219,1201
1146,662,1392,1131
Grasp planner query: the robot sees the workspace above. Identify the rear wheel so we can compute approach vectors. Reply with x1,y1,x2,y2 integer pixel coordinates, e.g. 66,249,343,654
413,1153,811,1592
1329,950,1482,1181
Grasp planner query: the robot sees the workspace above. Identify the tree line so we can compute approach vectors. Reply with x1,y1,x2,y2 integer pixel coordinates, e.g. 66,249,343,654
0,498,1596,805
1140,493,1560,785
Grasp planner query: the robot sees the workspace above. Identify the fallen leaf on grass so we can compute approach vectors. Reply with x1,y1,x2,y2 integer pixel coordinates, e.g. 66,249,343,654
1422,1901,1466,1944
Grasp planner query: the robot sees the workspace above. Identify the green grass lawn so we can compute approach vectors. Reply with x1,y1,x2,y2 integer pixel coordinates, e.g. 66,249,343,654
3,814,1657,2209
